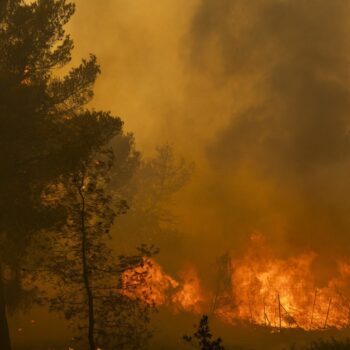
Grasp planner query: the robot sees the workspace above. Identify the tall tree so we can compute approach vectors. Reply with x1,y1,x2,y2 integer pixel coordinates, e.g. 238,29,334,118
113,144,193,256
210,253,233,316
0,1,120,348
30,145,157,350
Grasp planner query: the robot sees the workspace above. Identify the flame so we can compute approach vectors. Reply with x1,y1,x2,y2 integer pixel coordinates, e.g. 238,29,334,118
121,235,350,331
171,266,205,313
121,258,204,313
214,234,350,330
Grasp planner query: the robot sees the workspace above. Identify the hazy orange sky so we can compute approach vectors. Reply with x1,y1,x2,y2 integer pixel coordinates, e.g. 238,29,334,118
69,0,199,153
67,0,350,263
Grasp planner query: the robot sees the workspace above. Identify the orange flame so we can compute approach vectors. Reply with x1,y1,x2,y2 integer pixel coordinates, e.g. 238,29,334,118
171,266,205,313
215,234,350,330
121,258,204,313
121,235,350,331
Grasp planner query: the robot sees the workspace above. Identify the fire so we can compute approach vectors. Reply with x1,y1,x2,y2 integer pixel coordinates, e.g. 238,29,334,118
122,234,350,331
121,258,205,313
171,266,205,313
216,234,350,330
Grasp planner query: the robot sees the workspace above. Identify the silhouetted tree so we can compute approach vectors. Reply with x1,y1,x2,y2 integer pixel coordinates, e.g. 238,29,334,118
0,1,121,348
30,144,157,350
114,144,193,255
184,315,225,350
211,253,233,316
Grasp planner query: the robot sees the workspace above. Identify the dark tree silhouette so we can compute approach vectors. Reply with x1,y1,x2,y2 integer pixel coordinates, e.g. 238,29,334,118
184,315,225,350
210,253,233,316
113,144,193,256
30,144,157,349
0,1,121,348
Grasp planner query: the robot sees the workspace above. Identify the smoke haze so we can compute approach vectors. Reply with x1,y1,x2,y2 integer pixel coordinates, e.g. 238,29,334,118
69,0,350,266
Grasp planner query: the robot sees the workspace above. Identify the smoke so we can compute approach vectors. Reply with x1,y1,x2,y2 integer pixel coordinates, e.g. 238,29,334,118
67,0,197,154
68,0,350,262
12,2,350,346
187,0,350,257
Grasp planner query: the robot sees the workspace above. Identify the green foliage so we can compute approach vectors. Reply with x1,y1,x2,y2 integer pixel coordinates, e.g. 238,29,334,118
184,315,225,350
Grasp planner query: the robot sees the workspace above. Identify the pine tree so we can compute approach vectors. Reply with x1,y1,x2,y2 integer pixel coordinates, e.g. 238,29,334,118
113,144,193,253
0,1,120,348
184,315,225,350
31,147,157,349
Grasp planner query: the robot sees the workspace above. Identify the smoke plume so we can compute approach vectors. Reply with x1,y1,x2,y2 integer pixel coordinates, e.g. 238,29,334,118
69,0,350,265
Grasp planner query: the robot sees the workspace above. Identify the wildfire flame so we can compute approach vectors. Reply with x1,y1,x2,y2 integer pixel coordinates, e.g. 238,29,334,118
121,258,205,313
122,234,350,331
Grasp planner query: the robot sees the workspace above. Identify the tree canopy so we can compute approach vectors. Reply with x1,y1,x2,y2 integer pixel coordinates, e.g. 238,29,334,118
0,1,123,348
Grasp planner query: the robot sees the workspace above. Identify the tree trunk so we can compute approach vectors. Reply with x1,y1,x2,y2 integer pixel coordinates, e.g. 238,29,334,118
0,268,11,350
78,179,96,350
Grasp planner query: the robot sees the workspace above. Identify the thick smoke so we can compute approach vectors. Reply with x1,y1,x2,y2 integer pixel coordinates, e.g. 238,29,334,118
12,2,350,346
68,0,350,266
186,0,350,260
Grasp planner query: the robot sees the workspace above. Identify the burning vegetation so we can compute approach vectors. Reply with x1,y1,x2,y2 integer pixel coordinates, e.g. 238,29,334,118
122,258,205,313
123,234,350,332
